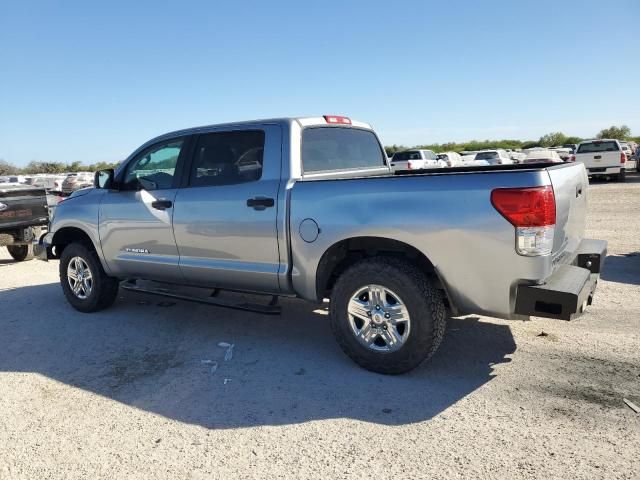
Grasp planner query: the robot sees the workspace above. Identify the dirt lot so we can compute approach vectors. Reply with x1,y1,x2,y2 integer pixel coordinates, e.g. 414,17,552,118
1,175,639,480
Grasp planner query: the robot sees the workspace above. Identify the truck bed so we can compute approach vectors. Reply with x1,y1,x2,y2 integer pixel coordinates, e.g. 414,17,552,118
289,162,588,319
0,185,49,230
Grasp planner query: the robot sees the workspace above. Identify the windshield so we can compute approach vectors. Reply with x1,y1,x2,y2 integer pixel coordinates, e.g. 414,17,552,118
302,127,385,173
422,150,437,160
577,141,619,153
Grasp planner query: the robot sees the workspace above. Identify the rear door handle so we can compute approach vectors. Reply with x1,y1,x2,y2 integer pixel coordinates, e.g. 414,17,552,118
246,197,275,210
151,199,173,210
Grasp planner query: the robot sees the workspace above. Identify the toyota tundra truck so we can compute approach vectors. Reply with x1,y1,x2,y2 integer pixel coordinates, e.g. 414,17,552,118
38,116,607,374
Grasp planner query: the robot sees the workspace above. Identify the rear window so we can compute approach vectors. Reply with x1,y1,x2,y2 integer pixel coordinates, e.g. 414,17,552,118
475,151,499,160
577,141,619,153
393,151,422,161
302,127,385,173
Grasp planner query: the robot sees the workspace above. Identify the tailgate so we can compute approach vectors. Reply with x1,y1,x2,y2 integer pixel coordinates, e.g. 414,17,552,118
577,151,620,168
0,187,49,229
546,163,588,260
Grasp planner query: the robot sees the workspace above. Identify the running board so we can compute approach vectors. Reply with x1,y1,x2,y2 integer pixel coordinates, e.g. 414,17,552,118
120,281,282,315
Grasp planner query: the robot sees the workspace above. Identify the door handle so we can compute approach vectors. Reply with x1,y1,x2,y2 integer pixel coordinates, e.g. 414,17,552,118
151,199,173,210
246,197,275,210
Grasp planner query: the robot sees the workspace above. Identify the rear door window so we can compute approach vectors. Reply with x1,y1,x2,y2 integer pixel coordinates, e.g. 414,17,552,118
189,130,265,187
302,127,385,173
577,141,619,153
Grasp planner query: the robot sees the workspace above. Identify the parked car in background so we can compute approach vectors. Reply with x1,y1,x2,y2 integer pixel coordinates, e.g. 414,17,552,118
474,149,513,165
0,184,49,261
31,174,66,191
509,151,527,163
61,172,94,194
38,115,606,374
436,151,464,167
390,149,444,172
0,175,27,185
549,147,573,161
562,144,578,154
618,142,637,171
572,139,626,182
522,149,564,164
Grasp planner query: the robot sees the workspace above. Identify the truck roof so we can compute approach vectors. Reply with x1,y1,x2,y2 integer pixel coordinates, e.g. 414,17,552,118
143,116,373,148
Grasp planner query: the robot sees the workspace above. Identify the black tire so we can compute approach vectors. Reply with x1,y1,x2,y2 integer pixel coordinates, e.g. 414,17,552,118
6,244,35,262
59,242,119,313
617,169,626,182
329,257,446,375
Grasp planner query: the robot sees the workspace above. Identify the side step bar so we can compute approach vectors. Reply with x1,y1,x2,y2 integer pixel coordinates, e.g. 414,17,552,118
120,280,282,315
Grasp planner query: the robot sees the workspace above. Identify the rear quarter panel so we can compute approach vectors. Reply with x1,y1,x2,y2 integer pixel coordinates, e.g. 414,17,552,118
289,170,556,319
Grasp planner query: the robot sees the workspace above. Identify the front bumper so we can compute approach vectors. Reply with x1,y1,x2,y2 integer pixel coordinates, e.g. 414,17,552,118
514,239,607,320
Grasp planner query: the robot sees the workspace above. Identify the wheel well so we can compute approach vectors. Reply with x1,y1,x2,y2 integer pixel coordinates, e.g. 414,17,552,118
51,227,96,256
316,237,453,310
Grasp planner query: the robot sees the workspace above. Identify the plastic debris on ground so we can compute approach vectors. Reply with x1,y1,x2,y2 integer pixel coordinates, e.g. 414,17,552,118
218,342,235,361
623,398,640,413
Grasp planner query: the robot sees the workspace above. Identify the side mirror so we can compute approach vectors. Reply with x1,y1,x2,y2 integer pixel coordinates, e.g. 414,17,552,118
94,169,115,189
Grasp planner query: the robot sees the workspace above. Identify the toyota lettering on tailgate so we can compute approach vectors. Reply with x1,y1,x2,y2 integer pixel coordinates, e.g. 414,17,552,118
0,209,33,219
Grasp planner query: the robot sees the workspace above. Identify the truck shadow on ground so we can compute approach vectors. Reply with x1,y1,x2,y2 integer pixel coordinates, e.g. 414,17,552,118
601,252,640,286
0,282,516,429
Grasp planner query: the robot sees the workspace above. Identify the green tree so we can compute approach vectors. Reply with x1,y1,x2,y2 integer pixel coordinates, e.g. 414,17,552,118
539,132,567,147
563,136,583,145
0,159,19,176
384,144,407,157
68,161,83,172
596,125,631,140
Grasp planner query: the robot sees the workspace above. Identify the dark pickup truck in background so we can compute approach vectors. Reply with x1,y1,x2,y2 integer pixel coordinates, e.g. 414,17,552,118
0,185,49,261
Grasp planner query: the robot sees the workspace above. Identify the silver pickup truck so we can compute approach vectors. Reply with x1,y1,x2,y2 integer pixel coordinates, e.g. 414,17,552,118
39,116,607,374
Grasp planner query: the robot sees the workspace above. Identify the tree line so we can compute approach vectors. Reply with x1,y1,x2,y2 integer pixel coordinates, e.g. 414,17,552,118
384,125,638,156
1,125,637,175
0,160,120,176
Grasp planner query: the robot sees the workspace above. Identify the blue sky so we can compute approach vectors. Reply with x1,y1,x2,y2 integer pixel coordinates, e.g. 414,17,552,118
1,0,638,166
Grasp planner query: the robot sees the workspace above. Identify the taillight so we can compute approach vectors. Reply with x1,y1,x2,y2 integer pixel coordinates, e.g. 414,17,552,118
407,161,413,170
323,115,351,125
621,152,626,164
491,186,556,256
569,154,576,162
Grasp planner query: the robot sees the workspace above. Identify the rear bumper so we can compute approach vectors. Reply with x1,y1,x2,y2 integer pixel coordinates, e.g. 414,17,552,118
514,239,607,320
587,166,622,175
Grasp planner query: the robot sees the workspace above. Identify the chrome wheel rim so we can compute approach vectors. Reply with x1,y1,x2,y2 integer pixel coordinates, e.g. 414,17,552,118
67,256,93,300
347,284,410,353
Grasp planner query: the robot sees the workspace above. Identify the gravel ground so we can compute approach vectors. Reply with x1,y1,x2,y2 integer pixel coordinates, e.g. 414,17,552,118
1,174,639,480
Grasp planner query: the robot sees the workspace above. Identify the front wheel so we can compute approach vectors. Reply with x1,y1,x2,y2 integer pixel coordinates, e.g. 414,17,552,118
7,244,34,262
59,242,119,312
329,258,446,374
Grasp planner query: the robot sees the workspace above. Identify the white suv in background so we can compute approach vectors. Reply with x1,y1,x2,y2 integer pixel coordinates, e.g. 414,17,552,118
390,149,445,172
474,149,514,165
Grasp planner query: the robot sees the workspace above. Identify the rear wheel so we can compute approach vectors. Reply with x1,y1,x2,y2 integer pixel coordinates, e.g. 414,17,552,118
617,169,626,182
59,242,119,312
6,244,34,262
329,257,446,374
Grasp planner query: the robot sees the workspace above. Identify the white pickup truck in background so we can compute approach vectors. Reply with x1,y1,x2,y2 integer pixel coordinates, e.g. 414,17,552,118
572,139,627,182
